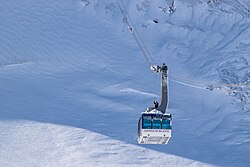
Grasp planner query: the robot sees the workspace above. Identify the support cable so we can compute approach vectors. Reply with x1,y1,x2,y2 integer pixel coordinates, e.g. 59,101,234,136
169,74,250,92
116,0,156,66
116,0,250,93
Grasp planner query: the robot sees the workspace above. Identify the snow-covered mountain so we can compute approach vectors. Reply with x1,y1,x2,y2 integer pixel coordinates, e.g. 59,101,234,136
0,0,249,166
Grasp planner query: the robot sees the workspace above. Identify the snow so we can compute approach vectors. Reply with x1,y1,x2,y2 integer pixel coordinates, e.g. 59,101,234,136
0,0,250,167
0,121,213,167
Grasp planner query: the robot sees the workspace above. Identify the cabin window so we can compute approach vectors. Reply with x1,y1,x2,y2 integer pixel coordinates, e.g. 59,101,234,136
142,116,152,129
152,119,161,129
141,114,172,129
162,119,171,129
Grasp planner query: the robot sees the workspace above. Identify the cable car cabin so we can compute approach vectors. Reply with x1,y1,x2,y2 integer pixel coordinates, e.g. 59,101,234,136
137,63,171,144
138,110,172,144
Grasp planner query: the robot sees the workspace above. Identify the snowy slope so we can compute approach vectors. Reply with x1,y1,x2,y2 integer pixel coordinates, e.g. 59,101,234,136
0,0,250,167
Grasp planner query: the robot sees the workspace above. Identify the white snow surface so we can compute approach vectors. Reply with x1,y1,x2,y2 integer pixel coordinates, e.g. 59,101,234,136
0,0,250,167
